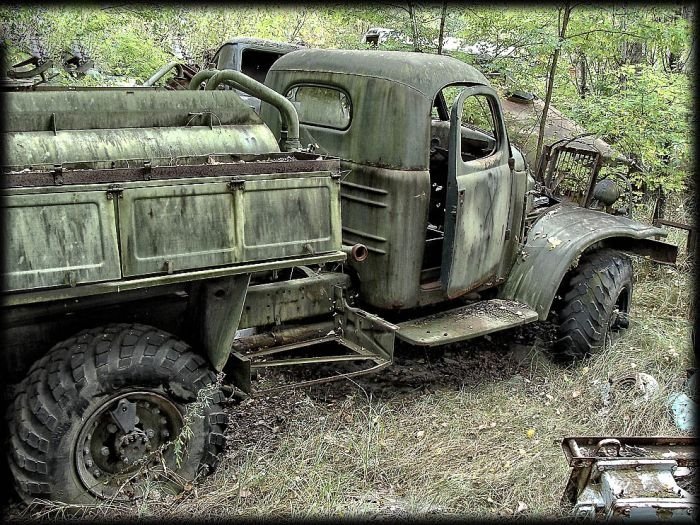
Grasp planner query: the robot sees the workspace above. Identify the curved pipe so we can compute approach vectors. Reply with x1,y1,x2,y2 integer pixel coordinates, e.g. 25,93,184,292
188,69,218,90
143,61,182,87
204,69,301,152
190,72,244,95
342,243,369,263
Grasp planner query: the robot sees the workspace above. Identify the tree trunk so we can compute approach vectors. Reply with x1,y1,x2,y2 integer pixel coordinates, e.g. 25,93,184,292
535,3,573,168
575,52,588,97
437,1,447,55
408,2,421,52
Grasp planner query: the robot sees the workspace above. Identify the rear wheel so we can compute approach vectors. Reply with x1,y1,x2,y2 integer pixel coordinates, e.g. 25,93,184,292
553,249,633,362
6,323,227,504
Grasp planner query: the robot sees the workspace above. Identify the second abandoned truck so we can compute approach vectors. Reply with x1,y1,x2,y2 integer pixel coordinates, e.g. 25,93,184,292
1,49,677,503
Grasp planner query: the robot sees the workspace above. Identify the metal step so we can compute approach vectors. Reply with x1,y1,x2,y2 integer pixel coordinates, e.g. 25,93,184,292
228,298,397,395
229,335,393,395
396,298,538,347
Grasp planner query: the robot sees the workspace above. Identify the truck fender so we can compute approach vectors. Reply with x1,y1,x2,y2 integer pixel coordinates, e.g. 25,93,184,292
499,203,677,319
190,274,251,371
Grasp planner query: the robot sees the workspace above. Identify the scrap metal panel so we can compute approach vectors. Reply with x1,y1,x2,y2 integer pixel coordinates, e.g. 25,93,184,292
2,190,121,291
119,181,239,277
119,172,341,278
241,175,341,261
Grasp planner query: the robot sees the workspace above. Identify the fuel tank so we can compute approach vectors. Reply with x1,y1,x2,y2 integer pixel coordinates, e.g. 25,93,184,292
3,89,280,169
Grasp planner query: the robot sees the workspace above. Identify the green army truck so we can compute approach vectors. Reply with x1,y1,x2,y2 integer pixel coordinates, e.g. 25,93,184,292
1,49,677,505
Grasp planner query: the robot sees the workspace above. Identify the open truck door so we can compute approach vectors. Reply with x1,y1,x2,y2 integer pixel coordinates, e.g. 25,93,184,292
441,85,513,298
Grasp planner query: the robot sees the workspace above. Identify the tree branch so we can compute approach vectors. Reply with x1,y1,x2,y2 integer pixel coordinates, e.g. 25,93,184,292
565,28,645,40
383,2,412,15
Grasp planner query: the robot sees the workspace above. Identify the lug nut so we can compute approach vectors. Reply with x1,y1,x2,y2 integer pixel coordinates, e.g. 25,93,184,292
122,457,129,464
146,429,155,438
161,430,170,439
93,469,101,478
160,417,167,425
107,424,118,433
85,459,93,468
100,447,110,457
83,446,90,455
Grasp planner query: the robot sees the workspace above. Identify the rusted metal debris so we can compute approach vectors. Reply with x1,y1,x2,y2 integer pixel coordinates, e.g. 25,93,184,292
652,192,697,257
2,152,333,188
562,436,697,521
537,142,603,208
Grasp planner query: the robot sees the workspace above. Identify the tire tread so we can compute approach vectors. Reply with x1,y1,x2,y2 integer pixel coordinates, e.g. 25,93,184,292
553,249,633,362
6,323,225,504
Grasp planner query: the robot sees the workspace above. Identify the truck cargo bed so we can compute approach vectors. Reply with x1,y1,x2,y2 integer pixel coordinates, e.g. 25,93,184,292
2,153,344,296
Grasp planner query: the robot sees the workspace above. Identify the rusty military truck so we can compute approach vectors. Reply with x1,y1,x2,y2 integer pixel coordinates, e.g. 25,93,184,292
1,49,676,505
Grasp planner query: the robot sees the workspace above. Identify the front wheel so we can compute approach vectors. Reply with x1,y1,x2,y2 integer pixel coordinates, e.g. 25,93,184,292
6,323,227,504
553,249,633,362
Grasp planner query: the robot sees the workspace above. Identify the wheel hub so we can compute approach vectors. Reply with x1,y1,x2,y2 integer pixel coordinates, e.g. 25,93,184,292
75,391,183,499
610,309,630,330
117,428,151,464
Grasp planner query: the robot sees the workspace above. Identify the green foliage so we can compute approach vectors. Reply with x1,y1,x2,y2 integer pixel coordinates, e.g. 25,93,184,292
455,7,560,94
0,3,692,194
568,66,691,192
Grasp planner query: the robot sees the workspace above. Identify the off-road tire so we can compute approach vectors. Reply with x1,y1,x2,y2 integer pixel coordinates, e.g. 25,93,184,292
553,249,633,362
6,323,227,504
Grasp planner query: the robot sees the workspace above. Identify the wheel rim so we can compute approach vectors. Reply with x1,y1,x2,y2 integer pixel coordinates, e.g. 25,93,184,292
75,391,184,500
607,285,631,341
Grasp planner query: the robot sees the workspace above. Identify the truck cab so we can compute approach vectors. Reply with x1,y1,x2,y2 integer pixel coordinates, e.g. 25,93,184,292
209,37,303,111
261,50,532,311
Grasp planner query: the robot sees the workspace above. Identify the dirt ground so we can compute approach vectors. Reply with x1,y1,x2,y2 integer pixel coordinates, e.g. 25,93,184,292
225,321,557,456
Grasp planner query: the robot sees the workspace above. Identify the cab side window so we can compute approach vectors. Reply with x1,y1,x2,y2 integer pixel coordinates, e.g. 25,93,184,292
459,94,497,161
435,86,498,161
286,85,351,130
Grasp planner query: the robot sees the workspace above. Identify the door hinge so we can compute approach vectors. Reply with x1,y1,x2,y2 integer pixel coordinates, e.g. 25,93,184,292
52,164,63,185
106,184,124,200
228,178,246,191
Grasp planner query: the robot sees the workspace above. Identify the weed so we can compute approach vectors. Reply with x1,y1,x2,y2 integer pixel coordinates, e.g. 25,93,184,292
172,372,225,468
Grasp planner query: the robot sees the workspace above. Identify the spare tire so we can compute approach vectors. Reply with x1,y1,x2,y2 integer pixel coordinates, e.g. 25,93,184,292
6,323,227,504
553,249,633,362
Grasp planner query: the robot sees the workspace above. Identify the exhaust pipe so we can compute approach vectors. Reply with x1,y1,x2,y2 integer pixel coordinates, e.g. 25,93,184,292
342,243,369,262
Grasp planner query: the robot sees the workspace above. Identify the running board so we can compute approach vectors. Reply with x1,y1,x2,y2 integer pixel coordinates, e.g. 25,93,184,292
396,299,538,347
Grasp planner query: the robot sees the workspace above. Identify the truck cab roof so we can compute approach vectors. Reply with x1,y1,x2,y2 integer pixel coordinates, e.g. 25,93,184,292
215,37,303,55
269,49,490,99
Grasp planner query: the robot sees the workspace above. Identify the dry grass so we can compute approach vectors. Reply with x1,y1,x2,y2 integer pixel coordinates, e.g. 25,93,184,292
7,194,695,522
